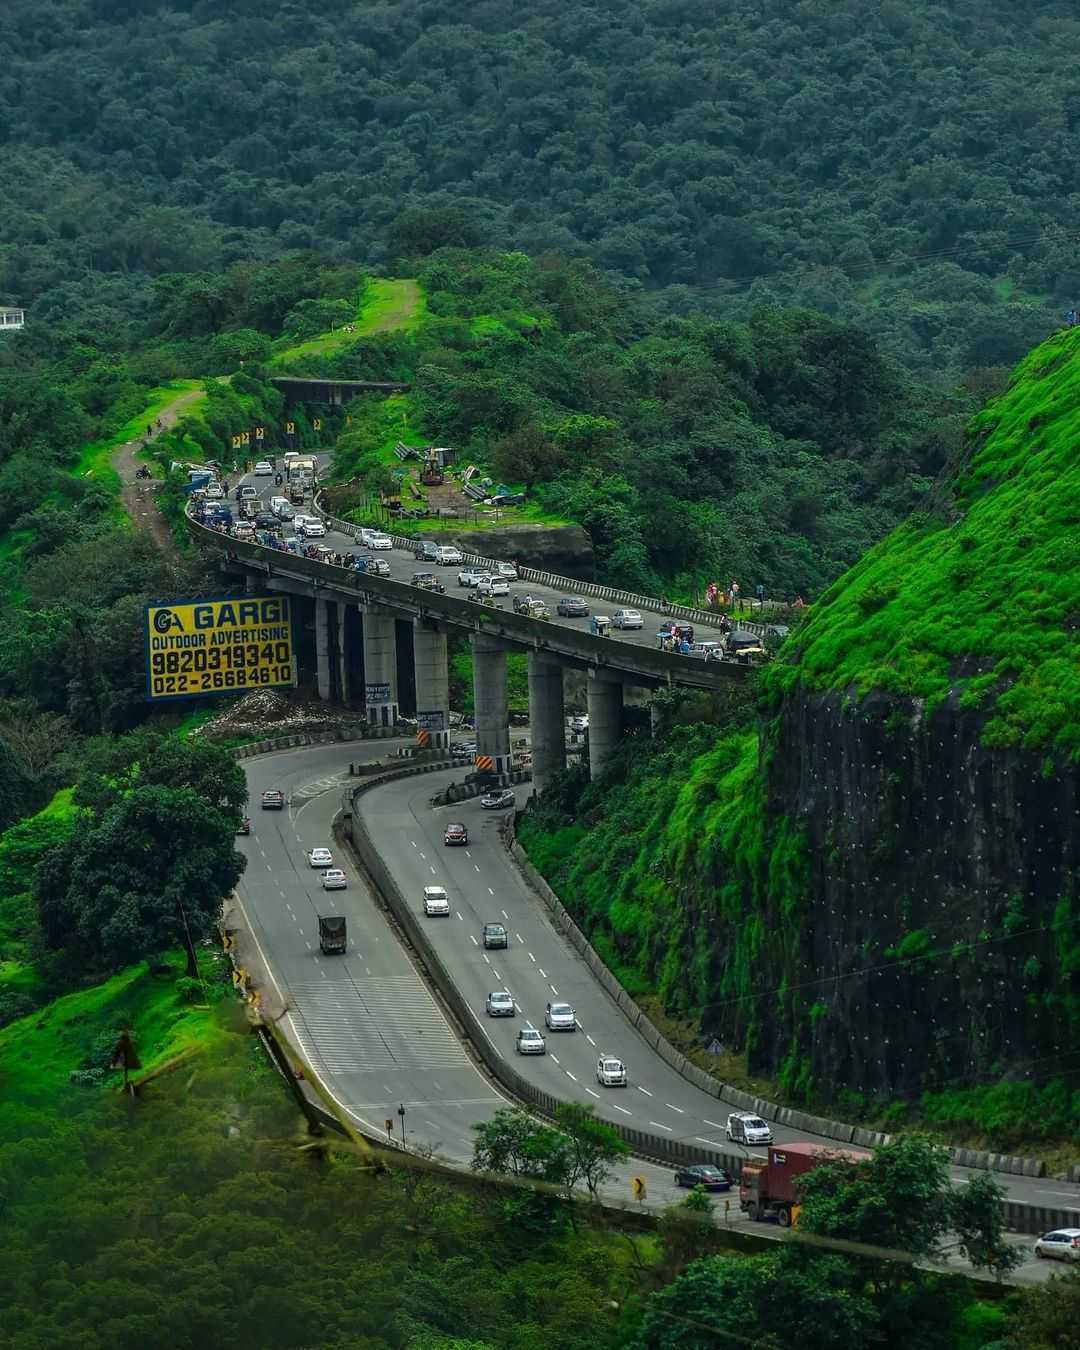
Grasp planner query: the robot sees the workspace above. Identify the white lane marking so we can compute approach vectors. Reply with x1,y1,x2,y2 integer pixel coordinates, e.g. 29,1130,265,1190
649,1120,673,1132
470,935,478,946
320,969,327,979
586,1034,596,1046
465,850,471,858
665,1103,685,1114
637,1086,653,1097
612,1104,632,1116
538,968,547,979
704,1119,725,1130
549,984,558,996
549,1055,560,1066
456,911,464,920
566,1071,578,1082
297,928,304,937
586,1088,600,1098
411,840,417,848
419,852,426,861
474,864,481,873
482,954,490,965
313,957,320,965
516,933,524,944
528,952,536,962
430,865,436,875
305,942,312,950
278,889,286,899
695,1137,718,1146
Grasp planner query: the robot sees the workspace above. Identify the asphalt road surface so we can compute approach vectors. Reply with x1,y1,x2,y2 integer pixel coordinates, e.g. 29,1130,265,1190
236,741,1068,1279
231,463,746,653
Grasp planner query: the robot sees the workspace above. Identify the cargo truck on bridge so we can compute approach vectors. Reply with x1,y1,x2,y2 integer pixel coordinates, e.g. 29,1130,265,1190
739,1141,871,1227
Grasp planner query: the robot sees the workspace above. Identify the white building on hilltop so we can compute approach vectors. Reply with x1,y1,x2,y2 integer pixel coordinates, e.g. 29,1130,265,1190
0,307,25,332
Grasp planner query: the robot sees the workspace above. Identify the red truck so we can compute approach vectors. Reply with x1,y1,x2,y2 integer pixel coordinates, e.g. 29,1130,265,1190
739,1141,871,1228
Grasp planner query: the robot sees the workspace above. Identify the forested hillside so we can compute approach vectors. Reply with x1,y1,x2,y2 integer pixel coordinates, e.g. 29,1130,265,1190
2,0,1077,374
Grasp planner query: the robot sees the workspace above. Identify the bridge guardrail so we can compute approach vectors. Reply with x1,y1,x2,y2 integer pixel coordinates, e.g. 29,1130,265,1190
311,492,767,637
342,768,1078,1236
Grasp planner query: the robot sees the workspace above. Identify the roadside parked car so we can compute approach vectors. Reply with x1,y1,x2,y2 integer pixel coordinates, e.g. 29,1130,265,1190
480,789,515,810
556,597,590,617
495,562,519,579
568,715,589,733
516,1028,546,1055
320,869,347,890
596,1055,628,1086
307,847,333,868
423,886,451,916
486,990,515,1017
444,822,468,846
435,545,462,564
674,1164,732,1191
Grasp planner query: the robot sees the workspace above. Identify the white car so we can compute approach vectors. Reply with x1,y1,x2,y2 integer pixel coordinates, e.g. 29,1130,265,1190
307,847,333,868
596,1055,628,1086
477,577,510,597
725,1112,773,1146
320,869,347,890
545,1001,576,1031
423,885,451,916
568,715,589,733
203,483,224,500
358,528,379,546
283,451,299,464
458,568,488,587
369,534,393,550
233,522,255,541
516,1028,546,1055
613,609,643,630
1033,1228,1080,1261
486,990,516,1018
239,485,259,501
435,546,462,564
297,519,326,538
495,562,519,579
254,461,273,476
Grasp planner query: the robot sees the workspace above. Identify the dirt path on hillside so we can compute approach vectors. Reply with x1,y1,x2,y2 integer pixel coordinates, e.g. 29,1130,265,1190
366,278,421,333
114,387,206,558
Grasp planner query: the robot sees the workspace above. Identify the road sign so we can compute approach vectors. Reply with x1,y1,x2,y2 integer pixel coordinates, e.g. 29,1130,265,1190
416,710,446,732
366,682,391,704
145,596,296,701
632,1176,647,1200
312,418,322,431
255,425,265,440
286,421,296,434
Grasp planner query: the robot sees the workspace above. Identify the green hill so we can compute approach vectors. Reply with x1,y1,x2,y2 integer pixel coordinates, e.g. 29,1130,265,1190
769,327,1080,757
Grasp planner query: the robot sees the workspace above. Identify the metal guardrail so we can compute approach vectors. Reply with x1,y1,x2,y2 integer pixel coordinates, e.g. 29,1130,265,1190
311,493,768,637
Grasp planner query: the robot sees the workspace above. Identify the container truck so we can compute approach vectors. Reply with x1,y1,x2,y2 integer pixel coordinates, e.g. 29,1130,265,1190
739,1141,871,1228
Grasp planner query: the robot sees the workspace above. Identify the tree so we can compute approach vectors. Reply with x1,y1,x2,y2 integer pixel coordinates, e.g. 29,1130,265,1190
33,784,244,975
470,1107,569,1183
1006,1266,1080,1348
632,1251,880,1349
948,1171,1022,1278
554,1102,628,1198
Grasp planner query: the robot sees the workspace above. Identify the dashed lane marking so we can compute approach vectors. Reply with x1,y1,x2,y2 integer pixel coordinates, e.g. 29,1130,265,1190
612,1104,632,1116
665,1103,685,1114
637,1086,653,1097
586,1088,600,1098
649,1121,673,1132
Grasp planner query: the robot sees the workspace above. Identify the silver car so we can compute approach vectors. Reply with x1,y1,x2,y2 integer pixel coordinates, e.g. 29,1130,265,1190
516,1028,546,1055
486,990,516,1017
596,1054,627,1086
1034,1228,1080,1261
613,609,643,629
545,1001,576,1031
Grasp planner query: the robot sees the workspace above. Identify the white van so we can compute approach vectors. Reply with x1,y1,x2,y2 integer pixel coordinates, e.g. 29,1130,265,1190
239,485,259,501
269,496,294,520
283,450,299,465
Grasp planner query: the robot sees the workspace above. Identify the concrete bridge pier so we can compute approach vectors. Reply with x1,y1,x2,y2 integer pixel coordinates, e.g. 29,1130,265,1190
363,605,399,728
528,652,566,795
472,632,512,777
586,669,624,781
413,619,451,751
315,597,332,701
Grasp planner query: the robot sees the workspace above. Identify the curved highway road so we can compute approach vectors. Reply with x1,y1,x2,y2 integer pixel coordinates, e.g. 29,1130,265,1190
357,768,1080,1219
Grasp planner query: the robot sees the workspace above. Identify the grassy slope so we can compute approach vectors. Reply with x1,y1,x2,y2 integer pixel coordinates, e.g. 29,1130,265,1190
272,277,424,366
770,327,1080,756
76,379,205,491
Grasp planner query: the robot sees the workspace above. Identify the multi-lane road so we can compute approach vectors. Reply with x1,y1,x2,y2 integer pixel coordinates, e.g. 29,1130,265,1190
232,739,1078,1283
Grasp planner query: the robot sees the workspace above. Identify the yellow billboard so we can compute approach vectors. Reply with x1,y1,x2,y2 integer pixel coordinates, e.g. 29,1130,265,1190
145,595,296,701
